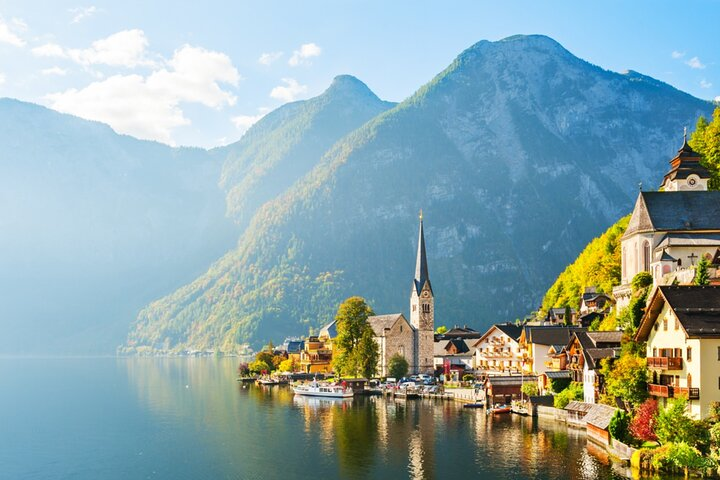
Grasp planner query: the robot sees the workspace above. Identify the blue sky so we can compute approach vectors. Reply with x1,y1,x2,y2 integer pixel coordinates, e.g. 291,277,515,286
0,0,718,148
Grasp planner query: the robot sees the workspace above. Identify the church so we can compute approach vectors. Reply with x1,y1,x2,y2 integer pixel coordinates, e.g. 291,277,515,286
368,213,435,376
613,134,720,311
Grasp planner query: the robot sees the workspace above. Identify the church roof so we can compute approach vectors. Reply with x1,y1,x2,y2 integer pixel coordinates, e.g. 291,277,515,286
623,191,720,238
319,320,337,339
636,286,720,341
655,233,720,249
367,313,409,337
413,215,432,295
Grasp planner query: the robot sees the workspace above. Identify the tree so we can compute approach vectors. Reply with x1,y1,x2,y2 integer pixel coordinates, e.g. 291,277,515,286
237,362,250,376
249,359,272,374
600,353,648,408
435,325,448,334
356,326,379,379
564,305,573,326
332,296,375,377
655,397,708,449
690,107,720,190
521,382,539,397
278,358,296,373
549,377,571,394
388,353,409,379
609,409,632,444
554,382,583,409
695,257,710,285
630,398,659,442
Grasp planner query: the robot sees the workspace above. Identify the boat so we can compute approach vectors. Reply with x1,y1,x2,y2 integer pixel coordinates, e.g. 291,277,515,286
487,405,512,414
292,380,354,398
256,376,285,386
462,402,485,409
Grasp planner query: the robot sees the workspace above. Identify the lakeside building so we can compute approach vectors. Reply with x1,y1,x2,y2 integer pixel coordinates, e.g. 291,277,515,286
635,285,720,419
433,338,475,373
519,325,585,376
472,323,523,375
613,137,720,312
299,324,335,374
368,213,435,375
564,331,622,404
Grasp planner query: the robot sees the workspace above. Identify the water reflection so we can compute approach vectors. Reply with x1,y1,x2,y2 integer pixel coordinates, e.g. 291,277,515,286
122,359,627,480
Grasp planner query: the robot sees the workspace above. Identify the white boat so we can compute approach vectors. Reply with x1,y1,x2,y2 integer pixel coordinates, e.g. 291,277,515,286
292,380,354,398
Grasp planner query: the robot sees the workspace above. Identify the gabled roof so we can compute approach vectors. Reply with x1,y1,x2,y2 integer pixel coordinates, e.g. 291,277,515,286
636,286,720,341
567,331,622,370
521,326,585,346
445,339,470,354
367,313,410,337
319,320,337,339
473,323,522,347
584,404,619,430
623,191,720,238
565,401,594,414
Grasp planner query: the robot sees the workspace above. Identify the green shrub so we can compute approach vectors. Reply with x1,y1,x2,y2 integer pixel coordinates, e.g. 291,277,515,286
554,382,583,409
609,409,631,444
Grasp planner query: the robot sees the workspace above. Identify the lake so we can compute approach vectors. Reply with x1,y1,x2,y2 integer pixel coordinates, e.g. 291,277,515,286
0,358,630,479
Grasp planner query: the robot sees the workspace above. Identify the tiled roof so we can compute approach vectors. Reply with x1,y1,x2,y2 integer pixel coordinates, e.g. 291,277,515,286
367,314,408,337
584,404,619,430
624,191,720,238
565,401,594,413
524,326,585,346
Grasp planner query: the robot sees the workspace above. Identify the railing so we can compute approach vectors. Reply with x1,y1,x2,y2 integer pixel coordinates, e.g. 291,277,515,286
674,387,700,400
648,384,672,397
647,357,683,370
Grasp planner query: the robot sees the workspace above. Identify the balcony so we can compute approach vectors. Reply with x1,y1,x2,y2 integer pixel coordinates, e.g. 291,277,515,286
648,384,673,398
674,387,700,400
647,357,683,370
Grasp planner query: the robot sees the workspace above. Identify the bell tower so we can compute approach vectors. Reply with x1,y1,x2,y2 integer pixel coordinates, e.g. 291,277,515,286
410,210,434,373
661,129,711,191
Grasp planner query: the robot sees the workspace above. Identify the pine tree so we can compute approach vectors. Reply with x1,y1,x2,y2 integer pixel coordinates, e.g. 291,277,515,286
564,305,573,326
695,257,710,285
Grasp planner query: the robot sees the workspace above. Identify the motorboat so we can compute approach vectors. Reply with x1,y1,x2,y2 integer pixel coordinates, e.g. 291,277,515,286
292,380,354,398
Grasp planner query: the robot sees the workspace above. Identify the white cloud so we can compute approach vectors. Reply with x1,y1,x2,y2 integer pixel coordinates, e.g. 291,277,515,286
231,107,270,134
288,42,321,67
0,17,26,47
258,51,283,65
32,30,154,68
11,18,28,31
715,96,720,104
42,66,67,76
0,73,5,85
686,56,706,69
32,43,66,57
70,6,98,24
701,79,713,89
269,78,307,102
671,50,685,59
45,45,240,145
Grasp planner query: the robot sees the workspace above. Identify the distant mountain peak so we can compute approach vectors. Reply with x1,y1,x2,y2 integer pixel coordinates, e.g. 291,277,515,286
323,74,381,101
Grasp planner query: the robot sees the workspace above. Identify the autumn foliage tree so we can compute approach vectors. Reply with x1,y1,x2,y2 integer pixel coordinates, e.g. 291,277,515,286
630,398,659,442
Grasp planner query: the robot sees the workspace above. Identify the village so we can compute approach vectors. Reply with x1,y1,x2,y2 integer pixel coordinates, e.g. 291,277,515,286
238,133,720,476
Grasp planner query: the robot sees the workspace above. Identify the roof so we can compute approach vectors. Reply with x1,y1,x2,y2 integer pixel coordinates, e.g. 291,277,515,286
473,323,522,347
548,344,566,354
485,375,538,386
662,140,711,186
636,286,720,341
624,191,720,238
521,326,585,346
413,217,432,295
445,338,470,354
568,331,622,370
543,370,571,379
565,401,594,414
367,314,409,337
549,307,576,315
655,233,720,249
583,404,619,430
319,320,337,339
439,326,483,340
286,341,304,353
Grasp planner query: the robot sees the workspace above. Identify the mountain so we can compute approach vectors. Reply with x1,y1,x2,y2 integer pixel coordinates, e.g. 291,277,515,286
127,34,712,352
218,75,396,225
0,99,237,354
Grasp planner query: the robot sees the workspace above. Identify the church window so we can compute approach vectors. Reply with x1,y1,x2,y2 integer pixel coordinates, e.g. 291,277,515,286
400,325,403,333
422,304,430,313
642,240,651,272
412,305,416,312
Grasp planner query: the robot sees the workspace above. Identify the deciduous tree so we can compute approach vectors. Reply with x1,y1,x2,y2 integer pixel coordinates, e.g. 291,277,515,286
629,398,659,442
332,296,375,377
388,353,409,379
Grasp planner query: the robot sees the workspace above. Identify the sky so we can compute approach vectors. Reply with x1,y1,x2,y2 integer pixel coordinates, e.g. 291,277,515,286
0,0,718,148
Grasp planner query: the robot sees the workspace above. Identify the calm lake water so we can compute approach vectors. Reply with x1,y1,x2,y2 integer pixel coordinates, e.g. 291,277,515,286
0,358,631,479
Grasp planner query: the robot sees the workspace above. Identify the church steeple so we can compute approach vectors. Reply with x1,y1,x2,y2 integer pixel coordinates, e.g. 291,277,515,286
413,210,432,295
661,130,710,191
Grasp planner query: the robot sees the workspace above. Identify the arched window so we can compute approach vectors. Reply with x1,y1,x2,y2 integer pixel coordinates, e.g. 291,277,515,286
643,240,651,272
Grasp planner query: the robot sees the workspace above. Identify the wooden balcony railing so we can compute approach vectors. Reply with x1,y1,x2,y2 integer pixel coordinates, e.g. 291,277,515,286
647,357,683,370
674,387,700,400
648,384,672,398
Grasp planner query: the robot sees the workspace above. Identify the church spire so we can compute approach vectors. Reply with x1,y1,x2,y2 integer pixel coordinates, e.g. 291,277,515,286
414,210,431,294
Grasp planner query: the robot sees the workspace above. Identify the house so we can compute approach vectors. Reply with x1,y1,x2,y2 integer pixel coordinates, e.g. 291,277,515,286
579,287,614,315
434,338,475,373
368,314,415,377
285,339,305,365
635,285,720,419
545,308,576,325
578,311,605,329
584,404,620,446
519,326,585,375
565,331,623,404
473,323,523,375
299,332,334,374
613,137,720,312
484,375,537,406
435,325,483,341
367,213,436,375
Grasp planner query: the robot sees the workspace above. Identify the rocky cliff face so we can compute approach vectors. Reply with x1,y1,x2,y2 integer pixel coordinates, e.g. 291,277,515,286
126,35,712,351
